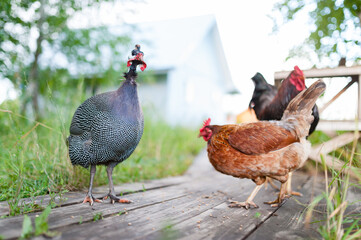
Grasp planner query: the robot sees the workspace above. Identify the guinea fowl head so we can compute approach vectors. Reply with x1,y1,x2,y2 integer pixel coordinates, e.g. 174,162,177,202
198,118,213,141
289,66,305,91
123,44,147,85
127,44,147,73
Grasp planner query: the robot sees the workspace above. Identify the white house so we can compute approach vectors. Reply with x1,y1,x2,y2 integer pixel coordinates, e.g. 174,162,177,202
128,15,239,127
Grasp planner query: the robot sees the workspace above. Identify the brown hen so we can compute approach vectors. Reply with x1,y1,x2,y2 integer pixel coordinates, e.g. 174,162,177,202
199,80,326,209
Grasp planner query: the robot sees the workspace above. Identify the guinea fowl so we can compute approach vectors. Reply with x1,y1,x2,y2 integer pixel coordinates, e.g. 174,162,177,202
68,45,146,205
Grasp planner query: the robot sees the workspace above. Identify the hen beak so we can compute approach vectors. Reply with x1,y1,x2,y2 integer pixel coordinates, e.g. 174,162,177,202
198,133,202,138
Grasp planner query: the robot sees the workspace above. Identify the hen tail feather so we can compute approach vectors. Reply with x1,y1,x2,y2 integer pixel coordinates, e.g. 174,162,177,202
281,80,325,138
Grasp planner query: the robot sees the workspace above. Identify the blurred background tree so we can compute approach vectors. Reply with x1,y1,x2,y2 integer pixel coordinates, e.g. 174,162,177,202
272,0,361,66
0,0,131,119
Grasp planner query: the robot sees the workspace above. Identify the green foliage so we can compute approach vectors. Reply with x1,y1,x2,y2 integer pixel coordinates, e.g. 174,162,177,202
253,212,261,218
305,133,361,239
273,0,361,64
20,215,33,239
20,206,58,239
34,206,51,235
93,212,103,222
0,0,132,118
307,130,331,145
160,221,178,240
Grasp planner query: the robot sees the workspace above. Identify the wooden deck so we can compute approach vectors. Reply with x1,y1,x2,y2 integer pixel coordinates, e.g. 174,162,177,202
1,150,360,239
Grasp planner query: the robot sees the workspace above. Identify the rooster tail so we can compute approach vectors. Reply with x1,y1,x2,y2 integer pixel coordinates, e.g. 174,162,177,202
282,80,325,136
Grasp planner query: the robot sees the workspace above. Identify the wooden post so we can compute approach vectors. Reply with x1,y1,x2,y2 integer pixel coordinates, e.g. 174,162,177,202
319,78,356,114
358,74,361,120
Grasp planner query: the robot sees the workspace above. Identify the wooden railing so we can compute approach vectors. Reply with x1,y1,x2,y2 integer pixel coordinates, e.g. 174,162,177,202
274,65,361,131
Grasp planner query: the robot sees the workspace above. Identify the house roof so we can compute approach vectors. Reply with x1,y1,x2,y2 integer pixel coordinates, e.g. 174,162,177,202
123,15,236,92
129,15,216,70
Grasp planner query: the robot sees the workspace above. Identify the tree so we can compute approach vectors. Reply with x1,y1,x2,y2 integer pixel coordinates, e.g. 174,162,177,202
0,0,131,119
272,0,361,66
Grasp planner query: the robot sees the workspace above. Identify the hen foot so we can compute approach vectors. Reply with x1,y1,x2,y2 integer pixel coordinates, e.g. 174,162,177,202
286,191,303,197
228,200,258,209
103,194,133,204
82,194,102,206
264,198,286,208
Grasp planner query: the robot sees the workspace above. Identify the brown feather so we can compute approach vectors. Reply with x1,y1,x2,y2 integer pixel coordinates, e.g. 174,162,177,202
227,122,299,155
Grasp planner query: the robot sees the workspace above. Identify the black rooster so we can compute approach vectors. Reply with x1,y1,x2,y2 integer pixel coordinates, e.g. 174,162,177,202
249,66,319,136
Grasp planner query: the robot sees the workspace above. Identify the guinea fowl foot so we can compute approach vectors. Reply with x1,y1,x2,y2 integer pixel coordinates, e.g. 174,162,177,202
228,200,258,209
82,194,102,206
103,194,133,204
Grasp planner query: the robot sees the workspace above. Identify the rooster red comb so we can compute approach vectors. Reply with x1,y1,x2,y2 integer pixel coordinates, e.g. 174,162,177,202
199,118,211,133
203,118,211,127
293,66,303,76
290,65,305,91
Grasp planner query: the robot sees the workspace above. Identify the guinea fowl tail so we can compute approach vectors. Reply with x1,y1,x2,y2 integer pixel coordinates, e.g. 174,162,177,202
281,80,326,137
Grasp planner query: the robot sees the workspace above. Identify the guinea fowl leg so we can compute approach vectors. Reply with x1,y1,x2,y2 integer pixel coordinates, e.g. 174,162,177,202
264,181,288,207
228,184,263,209
103,165,132,204
83,165,102,205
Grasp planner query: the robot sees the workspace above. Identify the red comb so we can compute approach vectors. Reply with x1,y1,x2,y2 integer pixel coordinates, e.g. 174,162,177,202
203,118,211,127
293,66,303,76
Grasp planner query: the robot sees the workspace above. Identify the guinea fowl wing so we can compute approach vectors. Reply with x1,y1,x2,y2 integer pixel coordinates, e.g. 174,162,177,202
69,92,114,136
227,122,299,155
90,111,144,164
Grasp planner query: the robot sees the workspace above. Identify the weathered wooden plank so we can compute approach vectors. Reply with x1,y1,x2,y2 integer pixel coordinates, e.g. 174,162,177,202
315,120,361,131
139,173,310,240
42,172,308,240
55,174,251,240
246,173,325,240
0,175,188,217
2,147,354,240
248,172,361,240
310,132,358,156
0,173,238,239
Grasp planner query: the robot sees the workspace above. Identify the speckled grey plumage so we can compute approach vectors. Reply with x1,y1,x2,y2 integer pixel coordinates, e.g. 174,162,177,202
68,72,144,169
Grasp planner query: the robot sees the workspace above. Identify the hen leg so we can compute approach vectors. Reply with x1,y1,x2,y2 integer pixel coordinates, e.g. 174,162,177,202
264,181,287,207
286,172,302,197
83,165,102,205
264,177,279,190
103,165,132,204
229,184,263,209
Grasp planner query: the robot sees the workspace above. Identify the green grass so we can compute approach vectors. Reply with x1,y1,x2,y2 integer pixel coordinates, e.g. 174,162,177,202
0,87,204,215
305,131,361,239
